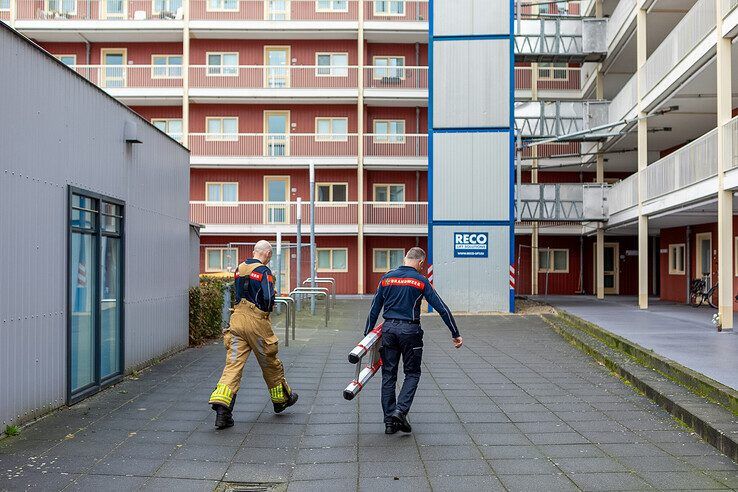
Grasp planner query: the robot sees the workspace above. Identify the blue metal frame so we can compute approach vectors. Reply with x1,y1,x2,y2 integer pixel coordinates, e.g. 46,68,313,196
428,0,516,313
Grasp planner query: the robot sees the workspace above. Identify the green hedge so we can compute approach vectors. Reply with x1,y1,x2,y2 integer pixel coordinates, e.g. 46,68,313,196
189,276,234,345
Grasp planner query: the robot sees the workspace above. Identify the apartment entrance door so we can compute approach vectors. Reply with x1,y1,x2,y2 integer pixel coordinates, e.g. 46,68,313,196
264,111,290,156
695,232,712,285
101,49,126,88
264,176,290,224
265,47,290,88
593,243,619,295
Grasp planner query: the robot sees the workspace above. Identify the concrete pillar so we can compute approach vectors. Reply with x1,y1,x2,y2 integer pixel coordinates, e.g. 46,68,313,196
530,65,539,295
10,0,16,26
356,0,365,295
596,147,605,300
637,7,648,310
716,2,734,329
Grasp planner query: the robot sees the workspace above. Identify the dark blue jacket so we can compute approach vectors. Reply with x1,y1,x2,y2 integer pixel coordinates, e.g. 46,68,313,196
365,265,460,338
234,259,275,313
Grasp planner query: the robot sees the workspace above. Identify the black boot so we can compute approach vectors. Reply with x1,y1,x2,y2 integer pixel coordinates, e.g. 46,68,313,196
213,394,236,430
385,422,398,434
273,391,299,414
390,410,412,433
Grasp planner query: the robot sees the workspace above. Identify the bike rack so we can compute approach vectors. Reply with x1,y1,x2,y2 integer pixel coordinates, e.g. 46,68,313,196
304,277,336,309
274,296,295,346
289,287,330,327
343,324,383,401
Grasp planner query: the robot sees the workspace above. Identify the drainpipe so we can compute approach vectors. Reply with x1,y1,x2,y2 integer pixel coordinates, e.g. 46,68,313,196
685,226,691,304
579,236,584,294
415,170,420,225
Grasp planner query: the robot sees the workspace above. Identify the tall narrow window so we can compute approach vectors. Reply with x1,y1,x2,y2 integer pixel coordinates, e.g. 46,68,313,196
668,244,685,275
68,188,124,403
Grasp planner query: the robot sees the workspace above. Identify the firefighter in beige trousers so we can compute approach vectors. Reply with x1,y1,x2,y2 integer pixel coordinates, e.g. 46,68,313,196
209,240,298,429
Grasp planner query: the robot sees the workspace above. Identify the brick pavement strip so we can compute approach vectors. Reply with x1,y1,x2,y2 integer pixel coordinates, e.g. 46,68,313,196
1,300,737,491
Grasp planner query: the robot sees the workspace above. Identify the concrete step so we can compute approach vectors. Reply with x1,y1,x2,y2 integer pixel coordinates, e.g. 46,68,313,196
543,312,738,461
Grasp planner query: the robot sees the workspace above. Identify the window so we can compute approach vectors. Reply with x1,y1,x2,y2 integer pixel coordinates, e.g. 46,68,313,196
668,244,685,275
316,0,348,11
316,53,349,77
152,0,182,14
207,53,239,76
373,184,405,203
538,62,567,80
373,248,405,272
207,0,238,11
538,2,549,14
152,55,182,78
374,0,405,15
373,120,406,143
206,117,238,141
206,182,238,203
68,188,124,403
206,248,239,272
46,0,76,15
317,248,348,272
0,0,9,10
538,248,569,273
152,119,183,143
316,183,348,202
372,56,405,79
56,55,76,66
315,117,348,141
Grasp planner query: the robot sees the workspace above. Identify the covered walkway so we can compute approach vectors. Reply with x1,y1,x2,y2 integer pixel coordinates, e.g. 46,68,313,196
542,296,738,391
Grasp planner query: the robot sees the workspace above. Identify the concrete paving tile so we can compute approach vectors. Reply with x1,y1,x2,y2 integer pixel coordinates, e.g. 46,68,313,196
293,461,359,480
428,475,505,492
617,455,696,473
498,473,579,492
69,474,148,491
170,444,238,462
538,444,608,458
296,446,357,464
358,445,420,462
140,477,220,492
596,442,664,457
639,470,728,490
224,462,292,482
479,445,545,460
155,459,229,480
489,457,560,475
553,456,628,474
287,478,358,492
417,445,482,461
359,460,425,478
359,476,432,492
232,446,299,464
567,471,654,491
526,432,590,445
88,456,166,476
299,434,358,448
422,458,493,477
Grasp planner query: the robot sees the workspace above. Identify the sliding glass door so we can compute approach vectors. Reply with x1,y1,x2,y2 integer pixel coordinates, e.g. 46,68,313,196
68,188,124,403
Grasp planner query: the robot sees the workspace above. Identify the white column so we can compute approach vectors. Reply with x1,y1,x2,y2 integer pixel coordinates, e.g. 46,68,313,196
357,0,365,295
717,0,734,329
637,7,649,309
182,0,190,148
530,64,539,295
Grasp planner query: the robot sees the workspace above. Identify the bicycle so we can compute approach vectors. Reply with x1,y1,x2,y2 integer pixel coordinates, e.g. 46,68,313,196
690,276,717,308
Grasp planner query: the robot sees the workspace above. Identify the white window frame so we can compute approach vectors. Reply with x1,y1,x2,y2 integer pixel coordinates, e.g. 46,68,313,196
45,0,77,15
205,117,239,141
668,243,686,276
315,0,348,12
206,0,239,12
206,52,239,77
373,183,406,207
205,182,239,205
538,62,568,81
373,248,405,273
373,120,406,144
372,55,406,80
151,54,183,79
316,248,349,272
315,52,349,77
373,0,406,16
205,247,239,273
538,248,569,273
0,0,9,11
315,182,348,203
55,54,77,66
315,117,349,142
151,118,183,142
151,0,183,15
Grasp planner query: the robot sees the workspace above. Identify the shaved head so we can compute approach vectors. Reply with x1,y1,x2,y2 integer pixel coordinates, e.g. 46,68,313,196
253,240,273,264
404,247,426,272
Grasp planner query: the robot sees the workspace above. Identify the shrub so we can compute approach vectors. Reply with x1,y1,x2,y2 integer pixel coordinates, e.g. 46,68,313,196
189,276,233,345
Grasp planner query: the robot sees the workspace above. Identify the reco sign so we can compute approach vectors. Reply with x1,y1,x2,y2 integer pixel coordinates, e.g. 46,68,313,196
453,232,489,258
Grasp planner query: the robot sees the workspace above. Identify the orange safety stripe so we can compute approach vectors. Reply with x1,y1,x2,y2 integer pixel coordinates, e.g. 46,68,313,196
381,277,424,290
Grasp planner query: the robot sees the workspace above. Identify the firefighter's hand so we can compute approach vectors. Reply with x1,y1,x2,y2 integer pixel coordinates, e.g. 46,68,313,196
452,337,463,349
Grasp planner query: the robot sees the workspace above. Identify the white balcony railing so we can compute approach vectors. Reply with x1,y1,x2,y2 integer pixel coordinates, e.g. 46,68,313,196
605,0,635,49
728,116,738,169
363,134,427,158
608,73,637,123
645,128,718,201
70,65,184,88
364,202,427,226
723,0,738,18
364,0,428,22
189,65,359,89
190,201,359,226
514,66,582,92
642,0,715,96
363,66,427,90
189,0,359,21
189,133,359,158
17,0,185,20
608,173,638,215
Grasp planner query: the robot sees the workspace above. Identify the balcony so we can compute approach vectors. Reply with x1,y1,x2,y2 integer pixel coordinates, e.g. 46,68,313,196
188,65,359,103
363,66,427,106
188,133,427,168
515,183,609,222
514,18,606,63
189,200,428,235
70,65,183,104
514,66,582,100
363,134,427,169
15,0,184,41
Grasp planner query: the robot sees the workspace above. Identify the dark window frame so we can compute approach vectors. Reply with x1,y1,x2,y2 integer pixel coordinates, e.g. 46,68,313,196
66,186,125,405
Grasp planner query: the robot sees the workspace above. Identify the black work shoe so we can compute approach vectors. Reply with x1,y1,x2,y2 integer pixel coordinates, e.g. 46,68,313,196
385,423,398,434
273,392,299,413
390,411,412,433
214,406,234,430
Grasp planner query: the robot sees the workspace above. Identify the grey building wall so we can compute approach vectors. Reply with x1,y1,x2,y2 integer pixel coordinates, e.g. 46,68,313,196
0,25,191,426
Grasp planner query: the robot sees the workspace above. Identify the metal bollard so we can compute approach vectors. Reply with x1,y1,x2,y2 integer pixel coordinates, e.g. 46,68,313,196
343,324,383,401
274,298,291,347
289,287,330,327
275,296,296,341
304,277,336,309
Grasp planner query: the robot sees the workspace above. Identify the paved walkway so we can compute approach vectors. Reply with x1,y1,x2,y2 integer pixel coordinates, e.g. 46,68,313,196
542,295,738,391
2,300,738,491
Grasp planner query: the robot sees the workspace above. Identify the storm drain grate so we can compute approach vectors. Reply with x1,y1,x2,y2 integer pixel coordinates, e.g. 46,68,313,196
216,482,286,492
